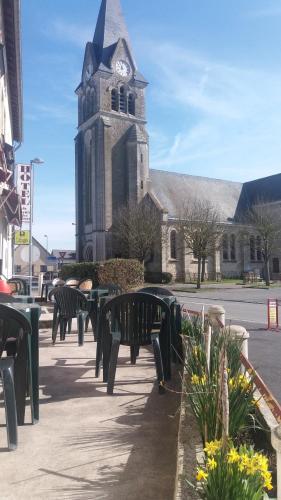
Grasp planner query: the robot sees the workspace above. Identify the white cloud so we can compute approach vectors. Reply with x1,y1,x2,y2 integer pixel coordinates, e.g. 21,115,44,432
145,41,281,181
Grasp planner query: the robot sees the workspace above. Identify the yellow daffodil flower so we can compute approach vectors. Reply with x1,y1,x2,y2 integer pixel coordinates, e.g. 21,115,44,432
203,440,221,456
207,457,217,470
196,468,208,481
227,448,240,464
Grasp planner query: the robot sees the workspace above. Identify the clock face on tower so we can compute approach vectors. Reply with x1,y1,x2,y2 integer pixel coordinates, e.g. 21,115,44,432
116,60,130,77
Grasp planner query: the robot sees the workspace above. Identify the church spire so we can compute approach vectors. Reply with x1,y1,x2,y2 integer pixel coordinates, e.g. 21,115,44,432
93,0,133,67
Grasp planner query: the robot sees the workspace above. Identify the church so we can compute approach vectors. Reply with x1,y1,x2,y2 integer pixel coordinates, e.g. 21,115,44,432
75,0,281,282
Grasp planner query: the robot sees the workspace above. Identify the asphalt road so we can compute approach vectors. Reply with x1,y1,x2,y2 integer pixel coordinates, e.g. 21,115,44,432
174,287,281,404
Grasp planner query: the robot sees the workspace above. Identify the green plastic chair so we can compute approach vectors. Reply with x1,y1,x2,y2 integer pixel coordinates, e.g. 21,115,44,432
0,303,33,447
96,292,171,394
52,287,90,346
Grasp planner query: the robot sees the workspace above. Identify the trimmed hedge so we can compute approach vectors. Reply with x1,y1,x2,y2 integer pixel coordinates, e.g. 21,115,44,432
60,263,99,282
60,259,144,291
144,271,173,284
98,259,143,291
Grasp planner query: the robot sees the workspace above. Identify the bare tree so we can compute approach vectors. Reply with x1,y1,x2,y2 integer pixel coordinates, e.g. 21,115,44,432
178,199,223,289
112,201,162,265
245,201,281,286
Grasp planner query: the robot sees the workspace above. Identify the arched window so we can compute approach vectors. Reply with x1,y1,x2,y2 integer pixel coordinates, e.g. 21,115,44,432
84,245,93,262
230,234,236,261
256,236,262,261
223,234,229,261
111,89,118,111
119,86,126,112
170,230,177,259
128,93,135,115
250,236,255,261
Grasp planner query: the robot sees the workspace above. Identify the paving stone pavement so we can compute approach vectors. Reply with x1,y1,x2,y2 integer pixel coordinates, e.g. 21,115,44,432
0,328,181,500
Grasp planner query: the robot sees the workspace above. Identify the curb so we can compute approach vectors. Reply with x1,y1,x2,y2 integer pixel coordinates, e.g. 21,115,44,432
174,376,202,500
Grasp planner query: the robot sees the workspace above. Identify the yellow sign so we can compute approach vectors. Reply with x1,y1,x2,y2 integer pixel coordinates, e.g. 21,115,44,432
15,230,30,245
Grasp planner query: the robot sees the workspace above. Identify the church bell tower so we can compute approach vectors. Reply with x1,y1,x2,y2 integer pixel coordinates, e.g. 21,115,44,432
75,0,149,262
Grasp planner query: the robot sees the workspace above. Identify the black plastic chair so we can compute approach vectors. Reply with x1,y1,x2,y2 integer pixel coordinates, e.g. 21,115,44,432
138,287,182,363
138,287,174,297
0,304,33,448
52,287,90,346
96,293,171,394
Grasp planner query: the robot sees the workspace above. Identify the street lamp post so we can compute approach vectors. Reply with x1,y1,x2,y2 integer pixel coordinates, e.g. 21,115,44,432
44,234,48,252
28,158,44,295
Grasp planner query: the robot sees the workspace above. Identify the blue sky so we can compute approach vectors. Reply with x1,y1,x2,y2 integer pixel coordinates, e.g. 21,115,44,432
18,0,281,250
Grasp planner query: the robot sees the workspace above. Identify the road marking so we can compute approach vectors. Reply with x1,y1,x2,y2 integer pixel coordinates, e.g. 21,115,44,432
230,318,267,325
177,300,267,325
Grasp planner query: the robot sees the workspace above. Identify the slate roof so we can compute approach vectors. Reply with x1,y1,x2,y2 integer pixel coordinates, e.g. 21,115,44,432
93,0,133,68
235,173,281,218
150,169,243,221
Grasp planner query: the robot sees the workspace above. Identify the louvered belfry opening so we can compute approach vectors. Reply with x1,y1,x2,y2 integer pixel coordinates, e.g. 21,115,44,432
119,86,126,112
111,88,118,111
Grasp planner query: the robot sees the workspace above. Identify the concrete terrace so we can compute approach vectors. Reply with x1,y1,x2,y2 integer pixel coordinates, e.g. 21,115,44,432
0,327,181,500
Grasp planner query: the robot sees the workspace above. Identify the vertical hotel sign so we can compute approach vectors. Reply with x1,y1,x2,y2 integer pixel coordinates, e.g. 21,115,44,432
16,164,31,223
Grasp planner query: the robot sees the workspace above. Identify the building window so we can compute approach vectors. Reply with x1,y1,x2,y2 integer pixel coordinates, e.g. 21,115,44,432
84,245,93,262
128,93,135,115
223,234,229,261
15,265,21,273
250,236,256,261
230,234,236,261
256,236,262,261
111,89,118,111
40,265,47,272
119,86,126,112
170,230,177,259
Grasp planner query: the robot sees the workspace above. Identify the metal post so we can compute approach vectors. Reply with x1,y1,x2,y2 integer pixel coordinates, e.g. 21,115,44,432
28,161,33,295
28,158,44,296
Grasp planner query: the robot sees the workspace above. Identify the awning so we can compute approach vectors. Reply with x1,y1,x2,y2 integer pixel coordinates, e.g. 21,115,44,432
1,188,22,226
0,142,13,187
